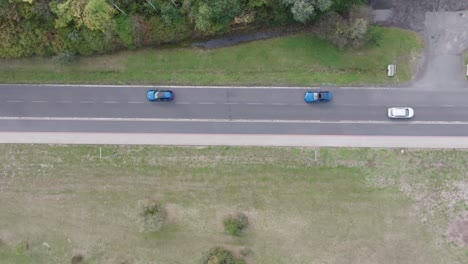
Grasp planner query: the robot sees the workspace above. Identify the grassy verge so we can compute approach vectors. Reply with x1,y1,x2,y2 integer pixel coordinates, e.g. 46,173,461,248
0,145,466,264
0,27,423,86
464,50,468,78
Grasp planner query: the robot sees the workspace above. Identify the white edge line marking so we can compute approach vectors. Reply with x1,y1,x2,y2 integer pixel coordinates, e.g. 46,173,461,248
1,116,468,125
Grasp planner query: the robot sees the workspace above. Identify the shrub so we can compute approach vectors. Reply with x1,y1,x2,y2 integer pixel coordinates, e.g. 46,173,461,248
15,241,29,255
137,199,167,232
144,16,189,45
239,247,252,256
332,0,366,13
315,4,374,49
115,15,137,49
192,0,241,34
53,51,78,65
223,213,249,236
199,246,246,264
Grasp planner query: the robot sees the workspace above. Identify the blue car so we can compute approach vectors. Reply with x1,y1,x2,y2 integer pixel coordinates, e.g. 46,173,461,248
304,91,332,103
147,90,174,102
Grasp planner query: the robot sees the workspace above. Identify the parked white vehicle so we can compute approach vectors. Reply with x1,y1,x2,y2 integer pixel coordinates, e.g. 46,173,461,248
387,107,414,119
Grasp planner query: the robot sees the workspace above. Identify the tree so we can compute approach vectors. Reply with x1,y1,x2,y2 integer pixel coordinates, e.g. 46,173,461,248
50,0,114,33
279,0,332,23
192,0,241,34
49,0,87,29
83,0,115,32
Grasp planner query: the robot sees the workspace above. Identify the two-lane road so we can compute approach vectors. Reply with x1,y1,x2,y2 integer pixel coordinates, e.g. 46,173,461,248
1,84,468,136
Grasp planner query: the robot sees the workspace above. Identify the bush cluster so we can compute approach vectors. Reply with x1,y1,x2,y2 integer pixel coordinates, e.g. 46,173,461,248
223,213,249,236
316,5,381,49
137,199,167,232
199,246,246,264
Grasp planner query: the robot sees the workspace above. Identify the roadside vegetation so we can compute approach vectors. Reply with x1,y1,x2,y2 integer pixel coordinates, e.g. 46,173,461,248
0,145,466,263
464,50,468,66
0,27,423,86
0,0,365,58
0,1,426,86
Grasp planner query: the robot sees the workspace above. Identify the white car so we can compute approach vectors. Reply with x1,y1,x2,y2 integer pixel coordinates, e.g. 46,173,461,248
387,107,414,119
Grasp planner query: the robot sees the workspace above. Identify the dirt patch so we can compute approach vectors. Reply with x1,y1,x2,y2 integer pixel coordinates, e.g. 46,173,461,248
446,212,468,247
71,254,84,264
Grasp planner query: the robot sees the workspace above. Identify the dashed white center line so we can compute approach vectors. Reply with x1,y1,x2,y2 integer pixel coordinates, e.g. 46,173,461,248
175,102,190,104
246,102,264,105
7,100,24,103
32,101,48,103
225,102,238,105
440,104,455,107
103,101,119,104
80,101,95,103
56,101,72,103
128,101,145,104
272,103,288,106
198,102,216,105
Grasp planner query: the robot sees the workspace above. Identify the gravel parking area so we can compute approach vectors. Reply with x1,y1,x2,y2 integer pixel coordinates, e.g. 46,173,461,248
369,0,468,32
370,0,468,89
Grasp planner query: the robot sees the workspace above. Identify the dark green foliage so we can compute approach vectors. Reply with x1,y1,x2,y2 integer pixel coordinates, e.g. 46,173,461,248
115,15,137,49
223,213,249,236
316,5,374,49
74,28,108,55
199,247,247,264
192,0,241,34
367,25,383,47
53,51,78,65
161,2,182,26
145,16,189,45
253,0,295,26
332,0,366,13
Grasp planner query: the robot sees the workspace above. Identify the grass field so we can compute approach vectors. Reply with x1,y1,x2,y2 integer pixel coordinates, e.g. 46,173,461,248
0,145,466,264
464,50,468,69
0,27,423,86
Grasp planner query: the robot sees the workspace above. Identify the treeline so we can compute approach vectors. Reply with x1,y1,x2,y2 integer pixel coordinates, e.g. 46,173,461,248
0,0,365,58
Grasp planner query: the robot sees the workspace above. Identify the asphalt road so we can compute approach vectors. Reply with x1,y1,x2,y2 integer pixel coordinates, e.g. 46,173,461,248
1,84,468,136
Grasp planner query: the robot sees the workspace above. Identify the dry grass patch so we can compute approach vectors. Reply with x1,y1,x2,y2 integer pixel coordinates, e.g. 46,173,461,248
0,145,466,263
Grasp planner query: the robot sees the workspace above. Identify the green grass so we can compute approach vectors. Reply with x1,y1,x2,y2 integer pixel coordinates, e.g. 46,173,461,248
0,27,423,86
464,50,468,74
0,145,466,264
